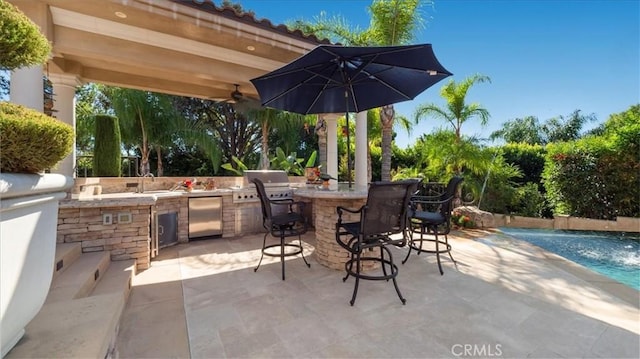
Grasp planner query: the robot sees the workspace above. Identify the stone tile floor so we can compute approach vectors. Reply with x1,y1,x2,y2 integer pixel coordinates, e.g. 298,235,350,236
116,230,639,358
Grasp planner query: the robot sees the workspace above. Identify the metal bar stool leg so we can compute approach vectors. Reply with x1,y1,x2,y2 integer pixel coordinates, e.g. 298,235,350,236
402,228,413,264
298,235,311,268
383,246,406,305
434,230,444,275
403,223,426,264
380,247,389,279
254,233,268,273
444,234,457,265
343,238,356,282
280,233,286,280
350,251,362,306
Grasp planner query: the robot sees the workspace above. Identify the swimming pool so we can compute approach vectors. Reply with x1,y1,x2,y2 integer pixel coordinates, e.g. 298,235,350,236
498,227,640,290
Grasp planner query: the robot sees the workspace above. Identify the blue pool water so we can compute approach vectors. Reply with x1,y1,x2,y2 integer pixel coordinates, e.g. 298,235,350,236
498,227,640,290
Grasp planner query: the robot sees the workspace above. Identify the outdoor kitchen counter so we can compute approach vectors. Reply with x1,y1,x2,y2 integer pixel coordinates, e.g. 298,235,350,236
61,189,232,208
58,189,235,270
294,188,369,270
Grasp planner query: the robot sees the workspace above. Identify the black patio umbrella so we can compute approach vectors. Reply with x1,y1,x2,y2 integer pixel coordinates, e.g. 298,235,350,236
250,43,452,188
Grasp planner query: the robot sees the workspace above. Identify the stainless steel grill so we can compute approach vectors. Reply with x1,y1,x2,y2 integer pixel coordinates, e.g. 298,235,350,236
232,170,293,204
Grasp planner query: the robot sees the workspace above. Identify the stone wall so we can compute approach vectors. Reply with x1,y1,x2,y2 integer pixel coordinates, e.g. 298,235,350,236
453,205,639,233
312,197,369,271
492,213,640,233
221,195,236,238
58,205,151,270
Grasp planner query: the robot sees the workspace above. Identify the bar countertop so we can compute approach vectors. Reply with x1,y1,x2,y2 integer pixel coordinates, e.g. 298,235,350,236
60,189,232,208
293,187,368,199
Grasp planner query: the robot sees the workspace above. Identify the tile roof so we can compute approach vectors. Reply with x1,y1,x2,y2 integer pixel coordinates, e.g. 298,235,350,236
169,0,332,45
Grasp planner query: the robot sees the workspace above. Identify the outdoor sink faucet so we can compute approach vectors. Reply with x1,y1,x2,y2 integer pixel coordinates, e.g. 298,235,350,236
138,172,155,193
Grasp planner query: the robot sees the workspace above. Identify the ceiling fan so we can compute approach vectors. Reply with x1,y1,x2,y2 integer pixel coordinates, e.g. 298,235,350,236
228,84,244,103
223,84,261,110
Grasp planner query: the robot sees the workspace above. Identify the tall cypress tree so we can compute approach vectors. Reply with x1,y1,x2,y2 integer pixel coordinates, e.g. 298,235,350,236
93,114,121,176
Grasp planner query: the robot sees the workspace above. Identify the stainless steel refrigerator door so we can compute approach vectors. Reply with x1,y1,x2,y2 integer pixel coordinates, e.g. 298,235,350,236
188,197,223,238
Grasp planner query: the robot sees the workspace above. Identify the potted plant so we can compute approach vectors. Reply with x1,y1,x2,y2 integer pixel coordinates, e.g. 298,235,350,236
303,150,320,183
0,1,74,356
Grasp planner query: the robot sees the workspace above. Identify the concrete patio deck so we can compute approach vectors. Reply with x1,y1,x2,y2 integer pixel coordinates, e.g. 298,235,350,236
116,229,639,358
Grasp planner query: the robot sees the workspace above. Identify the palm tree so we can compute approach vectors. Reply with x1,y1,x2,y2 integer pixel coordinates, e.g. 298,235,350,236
414,74,491,148
244,107,280,169
290,0,428,181
366,108,413,181
244,107,314,170
105,87,179,176
413,74,492,204
369,0,426,180
268,112,316,159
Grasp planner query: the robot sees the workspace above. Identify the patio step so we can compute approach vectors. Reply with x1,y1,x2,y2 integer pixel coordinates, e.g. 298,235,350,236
45,251,111,303
52,242,82,282
5,294,125,359
90,259,136,300
5,245,136,359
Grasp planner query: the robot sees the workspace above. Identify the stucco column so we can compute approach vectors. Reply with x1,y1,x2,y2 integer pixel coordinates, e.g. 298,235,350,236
321,114,339,187
49,74,81,178
355,111,368,190
8,1,49,111
10,66,43,112
314,115,327,169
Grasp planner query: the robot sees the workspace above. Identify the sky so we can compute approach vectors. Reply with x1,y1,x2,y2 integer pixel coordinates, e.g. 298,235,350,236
235,0,639,148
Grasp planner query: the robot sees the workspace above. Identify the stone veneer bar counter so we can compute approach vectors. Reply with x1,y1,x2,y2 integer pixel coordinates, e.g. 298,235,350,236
294,187,369,270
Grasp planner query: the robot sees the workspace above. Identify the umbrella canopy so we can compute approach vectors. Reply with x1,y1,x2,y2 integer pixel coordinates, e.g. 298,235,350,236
250,44,452,187
251,44,452,114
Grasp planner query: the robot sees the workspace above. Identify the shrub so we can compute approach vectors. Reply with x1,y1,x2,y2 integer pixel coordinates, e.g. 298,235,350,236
543,105,640,219
544,140,611,218
0,1,69,174
472,150,523,214
512,182,546,217
498,143,552,217
93,114,121,177
501,143,546,186
476,174,518,214
0,101,73,173
0,0,51,71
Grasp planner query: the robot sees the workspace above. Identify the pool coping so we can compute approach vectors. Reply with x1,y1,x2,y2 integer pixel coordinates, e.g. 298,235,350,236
454,228,639,309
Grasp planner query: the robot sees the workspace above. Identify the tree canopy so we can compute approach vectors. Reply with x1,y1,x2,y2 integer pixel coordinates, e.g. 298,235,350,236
490,110,598,145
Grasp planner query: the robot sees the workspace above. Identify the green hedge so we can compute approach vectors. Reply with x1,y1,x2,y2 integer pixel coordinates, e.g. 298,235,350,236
499,143,552,217
93,114,121,177
0,101,73,173
0,0,51,70
501,143,546,186
543,105,640,219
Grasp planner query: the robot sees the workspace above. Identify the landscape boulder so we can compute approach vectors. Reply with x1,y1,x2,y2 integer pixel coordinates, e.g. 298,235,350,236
454,206,495,228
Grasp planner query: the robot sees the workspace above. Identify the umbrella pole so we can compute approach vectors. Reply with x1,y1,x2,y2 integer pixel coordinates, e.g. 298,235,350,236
344,87,352,189
346,111,352,189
